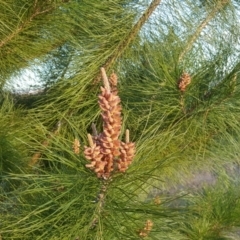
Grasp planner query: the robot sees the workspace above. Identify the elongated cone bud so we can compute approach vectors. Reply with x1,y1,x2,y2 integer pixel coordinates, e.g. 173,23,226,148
100,67,110,93
73,138,80,154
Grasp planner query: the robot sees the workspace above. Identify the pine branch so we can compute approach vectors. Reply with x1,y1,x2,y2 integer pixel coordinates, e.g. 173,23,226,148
28,0,161,167
94,0,162,83
90,180,109,229
178,0,230,62
0,2,54,49
29,121,61,167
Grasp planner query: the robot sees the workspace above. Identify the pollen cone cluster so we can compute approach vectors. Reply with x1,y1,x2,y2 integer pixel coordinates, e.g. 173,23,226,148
84,68,135,179
178,72,191,92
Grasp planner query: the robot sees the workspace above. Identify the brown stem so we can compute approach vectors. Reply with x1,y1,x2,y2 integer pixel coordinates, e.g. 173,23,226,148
178,2,228,62
90,180,109,229
91,123,98,137
29,121,61,167
180,94,186,114
0,3,54,48
94,0,162,82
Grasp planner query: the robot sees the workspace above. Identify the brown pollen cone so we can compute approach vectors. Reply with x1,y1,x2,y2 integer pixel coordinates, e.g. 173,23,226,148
178,72,191,92
139,219,154,238
117,129,135,172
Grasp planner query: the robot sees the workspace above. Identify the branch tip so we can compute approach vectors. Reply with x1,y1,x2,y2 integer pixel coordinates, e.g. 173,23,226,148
100,67,111,92
87,134,94,147
125,129,130,143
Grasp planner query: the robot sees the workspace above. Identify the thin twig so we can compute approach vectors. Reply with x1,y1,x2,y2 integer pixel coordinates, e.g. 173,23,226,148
0,4,54,48
91,123,98,137
178,1,228,62
90,180,109,229
94,0,162,83
29,121,61,167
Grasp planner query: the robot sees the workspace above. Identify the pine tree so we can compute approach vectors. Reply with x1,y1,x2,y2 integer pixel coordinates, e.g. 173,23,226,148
1,0,240,239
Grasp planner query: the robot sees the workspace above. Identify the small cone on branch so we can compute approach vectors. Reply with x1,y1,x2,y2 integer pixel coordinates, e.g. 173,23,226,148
154,195,161,205
73,138,80,154
178,72,191,92
84,68,135,179
109,72,118,86
117,129,135,172
109,72,118,94
139,219,154,238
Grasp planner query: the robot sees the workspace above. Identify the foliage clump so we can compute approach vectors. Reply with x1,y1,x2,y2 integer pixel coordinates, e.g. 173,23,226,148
1,0,240,239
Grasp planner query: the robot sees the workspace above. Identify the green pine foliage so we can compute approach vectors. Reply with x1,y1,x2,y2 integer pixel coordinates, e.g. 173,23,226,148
1,0,240,239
